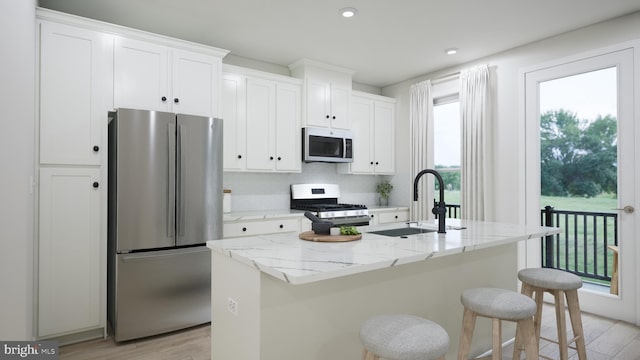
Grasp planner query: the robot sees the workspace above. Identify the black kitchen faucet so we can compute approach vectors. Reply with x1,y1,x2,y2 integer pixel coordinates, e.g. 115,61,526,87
413,169,447,233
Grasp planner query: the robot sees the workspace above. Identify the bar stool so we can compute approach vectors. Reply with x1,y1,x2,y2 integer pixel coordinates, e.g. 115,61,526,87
359,314,449,360
516,268,587,360
458,288,538,360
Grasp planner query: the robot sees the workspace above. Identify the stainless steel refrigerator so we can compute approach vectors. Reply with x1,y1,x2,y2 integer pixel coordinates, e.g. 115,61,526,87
107,108,222,342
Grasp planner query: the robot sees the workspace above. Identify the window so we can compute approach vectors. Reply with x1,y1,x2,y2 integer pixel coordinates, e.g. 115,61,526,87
433,99,460,206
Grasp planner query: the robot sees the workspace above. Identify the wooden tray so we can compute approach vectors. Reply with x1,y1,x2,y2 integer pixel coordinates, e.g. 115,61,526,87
299,231,362,242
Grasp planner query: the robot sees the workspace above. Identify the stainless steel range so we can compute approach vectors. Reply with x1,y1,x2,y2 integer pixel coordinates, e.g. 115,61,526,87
290,184,370,226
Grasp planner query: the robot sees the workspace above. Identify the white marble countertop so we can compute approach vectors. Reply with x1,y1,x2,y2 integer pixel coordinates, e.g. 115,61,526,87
207,219,560,285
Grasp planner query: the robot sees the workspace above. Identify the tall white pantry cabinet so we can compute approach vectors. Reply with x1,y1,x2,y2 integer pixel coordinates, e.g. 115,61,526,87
35,8,228,342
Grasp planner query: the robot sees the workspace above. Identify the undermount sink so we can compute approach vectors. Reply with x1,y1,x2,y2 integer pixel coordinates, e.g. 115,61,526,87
368,227,437,237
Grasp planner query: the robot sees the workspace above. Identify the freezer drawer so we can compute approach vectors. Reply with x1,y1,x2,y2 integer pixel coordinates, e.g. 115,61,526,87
110,246,211,342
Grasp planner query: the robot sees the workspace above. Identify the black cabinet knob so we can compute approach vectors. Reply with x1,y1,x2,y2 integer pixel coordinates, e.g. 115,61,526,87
326,115,330,119
395,215,399,219
279,224,284,229
375,162,379,165
332,116,336,119
242,227,247,232
237,155,242,159
371,214,375,218
370,161,374,165
277,156,282,161
270,156,274,160
161,96,167,102
174,98,179,103
93,145,99,152
92,181,99,188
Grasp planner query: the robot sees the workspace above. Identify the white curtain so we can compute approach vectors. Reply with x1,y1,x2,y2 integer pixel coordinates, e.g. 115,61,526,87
409,80,434,221
460,65,490,220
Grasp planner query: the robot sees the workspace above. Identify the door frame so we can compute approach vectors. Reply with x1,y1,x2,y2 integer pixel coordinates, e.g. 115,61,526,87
518,40,639,325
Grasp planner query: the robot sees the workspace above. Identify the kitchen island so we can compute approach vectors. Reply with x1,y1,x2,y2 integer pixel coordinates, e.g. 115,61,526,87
206,219,559,359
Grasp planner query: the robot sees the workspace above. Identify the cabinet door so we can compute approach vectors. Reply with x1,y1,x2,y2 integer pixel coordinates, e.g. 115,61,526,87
114,37,168,111
221,73,247,171
306,79,331,127
39,22,111,165
173,50,220,117
245,78,276,171
349,97,374,174
373,101,395,174
38,167,102,337
330,84,350,129
275,83,301,172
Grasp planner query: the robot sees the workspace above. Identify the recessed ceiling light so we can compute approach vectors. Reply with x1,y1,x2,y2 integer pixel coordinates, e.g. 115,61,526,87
445,48,458,55
340,7,358,18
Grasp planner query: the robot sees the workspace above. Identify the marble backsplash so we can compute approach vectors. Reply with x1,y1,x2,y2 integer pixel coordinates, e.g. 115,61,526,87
222,162,388,212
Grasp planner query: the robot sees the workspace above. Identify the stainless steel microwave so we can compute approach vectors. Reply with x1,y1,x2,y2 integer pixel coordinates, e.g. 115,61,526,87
302,127,353,163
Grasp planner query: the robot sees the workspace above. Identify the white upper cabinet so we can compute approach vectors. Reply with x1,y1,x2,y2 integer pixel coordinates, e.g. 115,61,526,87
305,78,350,129
341,92,396,175
39,21,113,165
221,72,247,171
222,65,302,173
114,37,167,112
245,77,301,172
172,49,221,117
114,37,223,117
289,59,354,130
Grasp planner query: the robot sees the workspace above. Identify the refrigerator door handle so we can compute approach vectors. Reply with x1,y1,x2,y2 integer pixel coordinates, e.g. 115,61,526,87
168,122,176,238
177,124,185,237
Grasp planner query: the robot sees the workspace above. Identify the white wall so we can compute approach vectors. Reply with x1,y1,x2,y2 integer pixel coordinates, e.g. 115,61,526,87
0,0,36,340
383,10,640,223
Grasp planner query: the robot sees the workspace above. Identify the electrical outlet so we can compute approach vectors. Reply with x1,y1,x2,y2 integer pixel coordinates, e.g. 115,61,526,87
227,297,238,316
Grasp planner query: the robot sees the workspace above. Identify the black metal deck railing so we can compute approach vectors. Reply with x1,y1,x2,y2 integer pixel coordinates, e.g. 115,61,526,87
444,204,617,283
445,204,461,219
540,206,618,282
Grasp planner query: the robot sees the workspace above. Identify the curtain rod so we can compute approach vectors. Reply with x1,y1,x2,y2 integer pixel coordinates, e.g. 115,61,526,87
432,71,460,84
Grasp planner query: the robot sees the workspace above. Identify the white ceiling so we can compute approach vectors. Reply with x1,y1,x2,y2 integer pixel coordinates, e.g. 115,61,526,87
38,0,640,88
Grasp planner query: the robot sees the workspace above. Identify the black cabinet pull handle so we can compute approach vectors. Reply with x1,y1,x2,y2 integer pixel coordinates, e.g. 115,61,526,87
242,227,247,232
161,96,167,102
174,98,179,103
92,181,99,188
93,145,99,152
237,155,242,159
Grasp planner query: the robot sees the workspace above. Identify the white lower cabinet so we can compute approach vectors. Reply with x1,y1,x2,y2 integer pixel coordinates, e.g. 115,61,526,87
223,218,300,238
38,167,102,338
368,208,409,226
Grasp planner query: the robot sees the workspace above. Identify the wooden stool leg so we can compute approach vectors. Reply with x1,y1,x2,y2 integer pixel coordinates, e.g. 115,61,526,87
566,289,587,360
458,307,477,360
515,283,540,359
553,289,569,360
512,317,523,360
492,318,502,360
519,317,539,359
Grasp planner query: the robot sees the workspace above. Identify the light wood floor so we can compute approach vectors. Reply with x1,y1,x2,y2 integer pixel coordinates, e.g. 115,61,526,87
59,305,640,360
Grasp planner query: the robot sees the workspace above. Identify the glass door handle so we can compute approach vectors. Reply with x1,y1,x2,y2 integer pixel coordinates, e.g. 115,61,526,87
612,206,635,214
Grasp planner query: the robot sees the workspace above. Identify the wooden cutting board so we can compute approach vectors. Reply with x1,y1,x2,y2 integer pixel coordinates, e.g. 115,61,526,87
299,231,362,242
